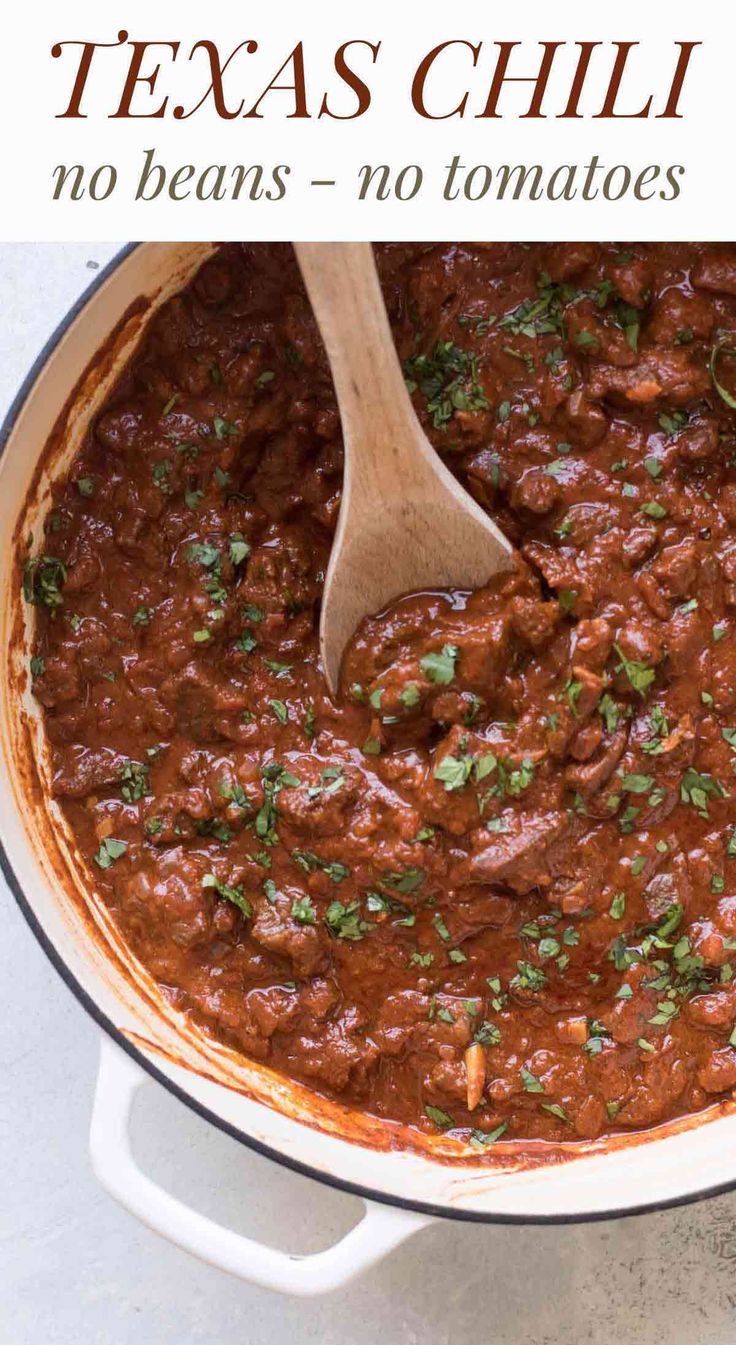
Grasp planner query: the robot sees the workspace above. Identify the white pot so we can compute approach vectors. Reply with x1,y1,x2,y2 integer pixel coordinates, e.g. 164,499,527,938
1,242,734,1295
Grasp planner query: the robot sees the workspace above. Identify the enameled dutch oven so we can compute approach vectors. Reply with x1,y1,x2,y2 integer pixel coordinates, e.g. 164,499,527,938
3,242,736,1296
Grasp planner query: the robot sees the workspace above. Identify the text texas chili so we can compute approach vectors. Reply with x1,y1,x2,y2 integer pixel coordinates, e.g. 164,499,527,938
24,242,736,1146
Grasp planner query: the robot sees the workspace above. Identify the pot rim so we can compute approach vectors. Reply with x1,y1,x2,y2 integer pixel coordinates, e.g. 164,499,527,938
4,239,736,1227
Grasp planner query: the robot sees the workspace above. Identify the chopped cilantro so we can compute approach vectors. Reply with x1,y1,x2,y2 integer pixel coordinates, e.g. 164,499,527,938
94,837,127,870
424,1104,455,1129
213,416,238,440
432,912,451,942
620,773,655,795
291,895,317,925
229,534,250,566
434,754,473,792
658,410,688,437
614,642,656,697
404,340,490,431
420,643,459,686
325,901,367,941
469,1123,508,1148
541,1102,571,1124
510,961,547,993
680,767,727,817
609,891,626,919
709,333,736,410
119,760,150,803
23,555,67,611
203,873,251,918
411,951,434,968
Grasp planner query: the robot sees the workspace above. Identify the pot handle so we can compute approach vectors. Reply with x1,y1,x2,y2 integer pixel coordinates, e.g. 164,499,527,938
90,1037,429,1296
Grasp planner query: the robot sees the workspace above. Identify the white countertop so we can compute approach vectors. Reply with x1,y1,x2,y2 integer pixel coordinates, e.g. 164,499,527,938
3,243,736,1345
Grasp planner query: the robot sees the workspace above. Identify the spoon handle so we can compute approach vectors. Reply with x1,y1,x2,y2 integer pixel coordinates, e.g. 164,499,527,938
294,242,423,493
295,241,514,694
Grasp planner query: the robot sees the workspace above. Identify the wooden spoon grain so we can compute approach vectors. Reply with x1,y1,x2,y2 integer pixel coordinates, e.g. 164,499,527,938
294,242,514,695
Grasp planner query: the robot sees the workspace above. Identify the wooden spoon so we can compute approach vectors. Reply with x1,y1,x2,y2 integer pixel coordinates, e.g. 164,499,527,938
294,242,514,694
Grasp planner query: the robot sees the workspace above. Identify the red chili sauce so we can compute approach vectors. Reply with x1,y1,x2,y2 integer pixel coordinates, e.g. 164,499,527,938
25,242,736,1145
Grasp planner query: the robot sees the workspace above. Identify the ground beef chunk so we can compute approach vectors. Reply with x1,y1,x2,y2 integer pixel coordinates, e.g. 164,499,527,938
458,812,570,894
250,895,328,979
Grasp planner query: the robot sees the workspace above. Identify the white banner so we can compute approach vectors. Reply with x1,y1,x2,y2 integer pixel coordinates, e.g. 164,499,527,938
0,0,730,240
